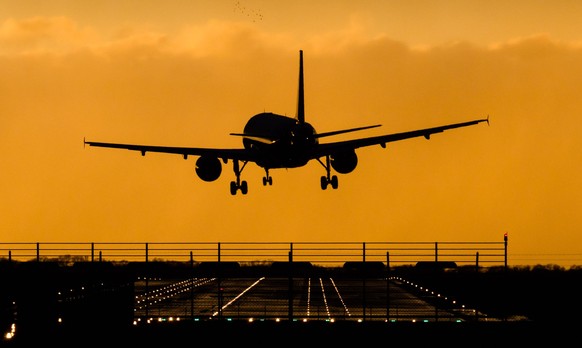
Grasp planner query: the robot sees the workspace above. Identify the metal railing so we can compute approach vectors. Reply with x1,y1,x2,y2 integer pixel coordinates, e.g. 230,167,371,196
0,240,508,267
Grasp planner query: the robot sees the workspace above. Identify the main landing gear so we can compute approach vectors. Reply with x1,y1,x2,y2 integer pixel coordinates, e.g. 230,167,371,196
318,155,338,190
230,159,248,195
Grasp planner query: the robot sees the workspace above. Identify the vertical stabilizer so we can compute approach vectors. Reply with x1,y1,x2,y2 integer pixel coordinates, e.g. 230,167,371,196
296,50,305,124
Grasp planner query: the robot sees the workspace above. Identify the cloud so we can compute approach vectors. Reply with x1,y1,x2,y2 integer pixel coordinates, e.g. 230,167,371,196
0,16,286,58
0,16,99,54
4,15,579,64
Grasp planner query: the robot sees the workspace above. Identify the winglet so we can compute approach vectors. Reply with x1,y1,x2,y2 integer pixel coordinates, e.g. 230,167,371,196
296,50,305,124
486,114,490,126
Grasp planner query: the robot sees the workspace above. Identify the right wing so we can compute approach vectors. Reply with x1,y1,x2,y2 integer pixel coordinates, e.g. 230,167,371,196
309,117,489,159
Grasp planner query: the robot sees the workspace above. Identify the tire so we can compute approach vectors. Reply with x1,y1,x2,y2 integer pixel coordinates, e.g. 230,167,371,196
331,175,338,189
320,176,328,190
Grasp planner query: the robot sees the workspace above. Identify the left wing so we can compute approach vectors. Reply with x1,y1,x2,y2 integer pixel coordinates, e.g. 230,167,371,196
83,139,254,162
309,117,489,158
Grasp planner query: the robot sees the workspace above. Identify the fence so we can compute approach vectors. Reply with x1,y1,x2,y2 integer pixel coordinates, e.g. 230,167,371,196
0,239,515,332
0,240,508,267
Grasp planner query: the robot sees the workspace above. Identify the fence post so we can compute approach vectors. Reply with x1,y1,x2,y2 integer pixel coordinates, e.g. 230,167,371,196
476,252,480,272
190,250,194,319
145,242,149,319
289,244,294,319
91,242,94,262
386,251,390,322
8,250,11,262
504,233,508,269
36,242,40,262
434,242,439,322
362,242,366,322
217,242,222,320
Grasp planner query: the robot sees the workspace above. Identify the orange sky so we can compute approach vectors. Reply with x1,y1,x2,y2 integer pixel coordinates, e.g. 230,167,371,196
1,1,582,267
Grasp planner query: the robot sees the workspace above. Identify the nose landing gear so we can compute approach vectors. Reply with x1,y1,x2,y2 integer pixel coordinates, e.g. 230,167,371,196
262,169,273,186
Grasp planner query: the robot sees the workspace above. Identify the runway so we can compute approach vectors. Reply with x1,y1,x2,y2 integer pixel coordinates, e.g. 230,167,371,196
132,275,485,324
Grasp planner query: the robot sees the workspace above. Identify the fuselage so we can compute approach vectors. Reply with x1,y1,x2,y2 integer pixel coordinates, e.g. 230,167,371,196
242,112,318,169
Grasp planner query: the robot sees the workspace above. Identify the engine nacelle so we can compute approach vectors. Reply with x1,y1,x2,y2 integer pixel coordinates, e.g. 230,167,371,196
330,150,358,174
195,156,222,182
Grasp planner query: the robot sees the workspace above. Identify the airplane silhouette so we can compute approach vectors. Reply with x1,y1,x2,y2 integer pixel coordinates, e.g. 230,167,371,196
84,50,489,195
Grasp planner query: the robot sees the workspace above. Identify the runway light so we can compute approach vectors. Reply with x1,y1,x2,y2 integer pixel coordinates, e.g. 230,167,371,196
4,324,16,340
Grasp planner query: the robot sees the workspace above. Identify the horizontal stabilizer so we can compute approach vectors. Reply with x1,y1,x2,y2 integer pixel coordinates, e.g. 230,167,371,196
315,124,381,139
230,133,277,144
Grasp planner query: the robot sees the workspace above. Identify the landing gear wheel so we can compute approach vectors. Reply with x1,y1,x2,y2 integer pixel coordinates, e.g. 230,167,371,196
320,176,328,190
330,175,338,189
230,181,237,195
240,181,248,195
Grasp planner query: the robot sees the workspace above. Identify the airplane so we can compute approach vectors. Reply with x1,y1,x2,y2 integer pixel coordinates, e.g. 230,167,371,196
84,50,489,195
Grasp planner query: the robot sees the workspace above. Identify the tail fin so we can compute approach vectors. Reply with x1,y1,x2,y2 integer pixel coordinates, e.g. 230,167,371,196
296,50,305,124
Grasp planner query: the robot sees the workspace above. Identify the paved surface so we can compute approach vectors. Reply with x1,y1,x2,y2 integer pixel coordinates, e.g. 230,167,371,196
132,276,488,323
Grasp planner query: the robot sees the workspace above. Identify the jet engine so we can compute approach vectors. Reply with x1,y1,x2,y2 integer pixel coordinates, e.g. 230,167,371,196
330,150,358,174
195,156,222,182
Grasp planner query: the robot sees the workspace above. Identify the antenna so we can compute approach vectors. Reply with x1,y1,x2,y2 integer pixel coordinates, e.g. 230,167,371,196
296,50,305,124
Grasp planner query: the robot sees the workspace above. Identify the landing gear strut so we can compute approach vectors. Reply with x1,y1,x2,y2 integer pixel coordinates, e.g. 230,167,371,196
262,169,273,186
230,159,248,195
318,155,338,190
